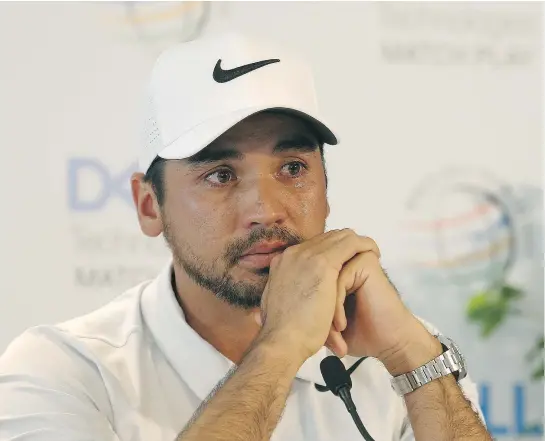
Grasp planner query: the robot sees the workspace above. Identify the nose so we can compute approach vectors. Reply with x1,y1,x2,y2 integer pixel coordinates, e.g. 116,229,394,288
239,176,288,230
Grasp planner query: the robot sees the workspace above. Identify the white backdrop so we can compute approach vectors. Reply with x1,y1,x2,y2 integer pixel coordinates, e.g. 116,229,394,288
0,2,542,440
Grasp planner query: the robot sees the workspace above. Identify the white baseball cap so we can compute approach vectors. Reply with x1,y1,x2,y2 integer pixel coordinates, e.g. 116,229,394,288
139,32,338,173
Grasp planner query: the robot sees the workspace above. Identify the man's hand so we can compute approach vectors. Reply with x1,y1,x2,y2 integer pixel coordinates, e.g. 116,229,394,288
256,229,424,368
256,227,449,375
325,235,434,370
256,229,380,364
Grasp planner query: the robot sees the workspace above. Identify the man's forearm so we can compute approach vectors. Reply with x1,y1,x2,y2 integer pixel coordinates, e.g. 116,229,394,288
177,336,301,441
404,374,491,441
384,331,492,441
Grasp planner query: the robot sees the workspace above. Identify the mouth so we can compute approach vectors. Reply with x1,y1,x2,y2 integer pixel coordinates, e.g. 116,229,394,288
238,242,289,269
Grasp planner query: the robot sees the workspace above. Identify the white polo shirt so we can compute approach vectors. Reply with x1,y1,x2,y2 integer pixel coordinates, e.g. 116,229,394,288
0,264,483,441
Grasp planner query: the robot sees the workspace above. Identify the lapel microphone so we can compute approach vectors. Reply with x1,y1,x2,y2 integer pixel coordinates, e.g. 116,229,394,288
315,356,367,392
319,356,376,441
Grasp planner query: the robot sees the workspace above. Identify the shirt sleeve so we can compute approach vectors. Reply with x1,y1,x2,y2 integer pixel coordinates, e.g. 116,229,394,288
0,327,120,441
399,317,486,441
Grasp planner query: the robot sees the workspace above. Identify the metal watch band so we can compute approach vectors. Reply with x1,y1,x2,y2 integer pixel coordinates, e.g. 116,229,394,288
391,347,462,396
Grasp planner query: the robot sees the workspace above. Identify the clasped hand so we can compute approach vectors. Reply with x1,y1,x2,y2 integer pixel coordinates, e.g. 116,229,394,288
254,229,429,368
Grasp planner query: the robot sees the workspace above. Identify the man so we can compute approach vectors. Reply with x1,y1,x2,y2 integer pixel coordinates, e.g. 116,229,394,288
0,33,492,441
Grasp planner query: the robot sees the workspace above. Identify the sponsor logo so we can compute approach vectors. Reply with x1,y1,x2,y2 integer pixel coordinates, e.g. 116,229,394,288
212,59,281,83
67,157,136,211
97,1,212,48
399,167,543,439
480,383,543,436
377,3,538,67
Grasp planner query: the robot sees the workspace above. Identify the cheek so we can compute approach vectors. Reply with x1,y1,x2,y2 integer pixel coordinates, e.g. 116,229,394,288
289,181,328,228
167,191,235,241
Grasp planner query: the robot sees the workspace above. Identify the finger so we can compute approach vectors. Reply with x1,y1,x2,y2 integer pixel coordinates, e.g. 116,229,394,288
333,280,348,332
362,236,381,259
287,230,380,268
325,326,348,358
313,231,381,271
333,251,377,331
293,228,354,249
338,251,379,299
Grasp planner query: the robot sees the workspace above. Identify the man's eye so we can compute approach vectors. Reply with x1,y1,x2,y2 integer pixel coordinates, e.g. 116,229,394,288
281,161,306,177
205,169,235,185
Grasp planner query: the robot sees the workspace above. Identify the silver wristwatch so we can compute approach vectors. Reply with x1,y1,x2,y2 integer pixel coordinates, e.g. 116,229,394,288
391,334,467,396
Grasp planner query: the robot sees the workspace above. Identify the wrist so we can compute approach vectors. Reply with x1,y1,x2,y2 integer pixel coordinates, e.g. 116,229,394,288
250,329,307,372
379,326,443,376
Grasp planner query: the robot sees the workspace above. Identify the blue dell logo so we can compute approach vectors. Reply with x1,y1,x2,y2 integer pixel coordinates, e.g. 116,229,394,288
67,157,136,212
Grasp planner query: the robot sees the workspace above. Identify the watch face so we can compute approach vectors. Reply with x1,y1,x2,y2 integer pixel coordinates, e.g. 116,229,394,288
438,334,468,380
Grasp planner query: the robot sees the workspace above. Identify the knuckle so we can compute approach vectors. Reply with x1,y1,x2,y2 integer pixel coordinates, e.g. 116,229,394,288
366,237,381,256
339,228,359,242
337,228,355,237
364,236,378,248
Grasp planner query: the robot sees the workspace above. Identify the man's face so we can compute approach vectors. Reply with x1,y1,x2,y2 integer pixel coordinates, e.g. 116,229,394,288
160,112,329,309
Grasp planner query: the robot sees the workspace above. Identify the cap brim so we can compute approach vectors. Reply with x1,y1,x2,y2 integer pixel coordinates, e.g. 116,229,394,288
157,105,338,161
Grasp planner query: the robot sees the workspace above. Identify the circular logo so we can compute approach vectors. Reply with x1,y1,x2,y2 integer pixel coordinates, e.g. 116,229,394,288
401,167,517,294
98,1,211,48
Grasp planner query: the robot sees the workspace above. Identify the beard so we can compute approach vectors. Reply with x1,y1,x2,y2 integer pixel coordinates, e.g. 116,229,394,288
163,220,303,309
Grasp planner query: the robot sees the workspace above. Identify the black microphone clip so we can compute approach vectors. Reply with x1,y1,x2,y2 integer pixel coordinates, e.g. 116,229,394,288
319,355,376,441
320,356,356,412
315,355,367,392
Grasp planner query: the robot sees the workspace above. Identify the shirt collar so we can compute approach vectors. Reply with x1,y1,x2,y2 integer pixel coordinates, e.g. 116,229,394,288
142,264,327,401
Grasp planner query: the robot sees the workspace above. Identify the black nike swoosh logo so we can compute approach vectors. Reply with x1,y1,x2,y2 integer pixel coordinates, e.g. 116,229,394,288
213,58,280,83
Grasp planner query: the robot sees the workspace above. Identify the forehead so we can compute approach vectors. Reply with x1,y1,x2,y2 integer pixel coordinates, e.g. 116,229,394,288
209,111,320,150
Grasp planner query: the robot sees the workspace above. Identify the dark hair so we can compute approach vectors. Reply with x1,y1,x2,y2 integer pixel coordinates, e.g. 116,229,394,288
143,144,327,206
143,156,168,206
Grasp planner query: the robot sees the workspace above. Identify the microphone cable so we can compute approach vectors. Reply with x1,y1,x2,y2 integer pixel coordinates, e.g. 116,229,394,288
319,356,376,441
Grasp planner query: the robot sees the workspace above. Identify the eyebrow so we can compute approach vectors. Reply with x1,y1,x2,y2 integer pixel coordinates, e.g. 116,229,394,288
185,134,320,167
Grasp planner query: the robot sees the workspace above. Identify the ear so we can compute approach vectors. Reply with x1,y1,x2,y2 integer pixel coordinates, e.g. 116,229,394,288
131,172,163,237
